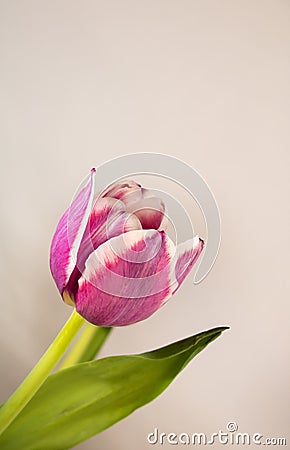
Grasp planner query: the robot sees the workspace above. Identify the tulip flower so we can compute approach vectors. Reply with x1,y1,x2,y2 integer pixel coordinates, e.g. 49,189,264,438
50,169,204,326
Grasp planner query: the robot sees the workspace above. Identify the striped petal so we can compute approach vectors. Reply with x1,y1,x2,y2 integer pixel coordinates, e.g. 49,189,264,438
49,169,95,295
171,236,204,295
75,230,177,326
64,197,142,298
79,197,142,264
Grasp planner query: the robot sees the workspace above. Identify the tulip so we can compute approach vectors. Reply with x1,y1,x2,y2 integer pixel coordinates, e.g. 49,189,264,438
50,169,204,326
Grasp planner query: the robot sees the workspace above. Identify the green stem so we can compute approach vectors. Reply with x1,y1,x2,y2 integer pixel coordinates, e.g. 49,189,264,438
59,323,112,369
0,309,85,436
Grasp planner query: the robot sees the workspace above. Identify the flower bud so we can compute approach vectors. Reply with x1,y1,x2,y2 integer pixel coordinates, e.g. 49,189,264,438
50,170,204,326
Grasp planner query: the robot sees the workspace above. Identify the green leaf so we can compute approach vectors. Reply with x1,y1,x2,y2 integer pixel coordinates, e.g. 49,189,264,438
0,326,228,450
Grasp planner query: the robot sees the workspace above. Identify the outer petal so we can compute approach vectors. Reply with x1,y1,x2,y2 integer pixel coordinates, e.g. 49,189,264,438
170,236,204,295
49,169,95,295
75,230,177,326
104,179,165,230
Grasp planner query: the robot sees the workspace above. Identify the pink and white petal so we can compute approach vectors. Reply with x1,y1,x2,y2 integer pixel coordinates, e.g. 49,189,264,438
49,169,95,294
128,195,166,230
103,180,141,201
104,180,166,230
170,236,204,295
90,198,142,245
74,197,142,274
75,230,176,326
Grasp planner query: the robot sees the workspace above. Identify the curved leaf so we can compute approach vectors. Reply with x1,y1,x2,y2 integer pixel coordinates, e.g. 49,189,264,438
0,326,228,449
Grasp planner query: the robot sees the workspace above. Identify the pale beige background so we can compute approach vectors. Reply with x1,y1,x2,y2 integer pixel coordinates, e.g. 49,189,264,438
1,1,289,449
